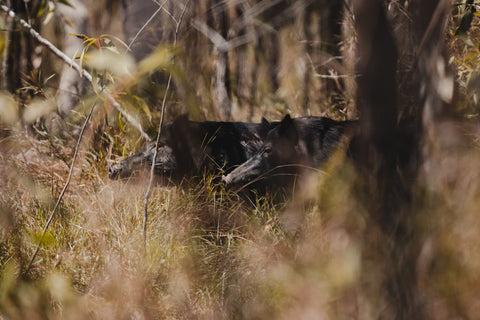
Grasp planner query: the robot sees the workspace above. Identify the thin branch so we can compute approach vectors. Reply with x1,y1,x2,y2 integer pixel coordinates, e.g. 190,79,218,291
0,4,151,141
314,73,352,79
192,18,254,52
306,53,357,79
192,18,229,51
124,0,168,55
25,103,96,274
143,0,190,248
161,5,178,25
192,0,310,53
0,4,91,80
230,0,283,32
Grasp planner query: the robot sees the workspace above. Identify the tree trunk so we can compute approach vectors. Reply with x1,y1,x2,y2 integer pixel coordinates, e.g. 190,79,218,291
211,0,232,120
2,0,44,100
353,0,423,318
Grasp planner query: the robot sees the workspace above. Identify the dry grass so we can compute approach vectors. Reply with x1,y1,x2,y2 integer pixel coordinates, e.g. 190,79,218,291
2,2,480,319
3,117,480,319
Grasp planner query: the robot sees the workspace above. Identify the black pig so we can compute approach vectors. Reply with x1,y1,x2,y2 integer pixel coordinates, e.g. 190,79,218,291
222,114,357,189
109,115,277,182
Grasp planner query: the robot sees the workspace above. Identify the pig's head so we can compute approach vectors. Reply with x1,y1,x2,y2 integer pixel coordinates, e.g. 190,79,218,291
222,114,298,188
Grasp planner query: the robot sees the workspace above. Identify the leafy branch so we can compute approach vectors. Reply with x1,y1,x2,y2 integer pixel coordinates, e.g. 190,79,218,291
0,3,151,141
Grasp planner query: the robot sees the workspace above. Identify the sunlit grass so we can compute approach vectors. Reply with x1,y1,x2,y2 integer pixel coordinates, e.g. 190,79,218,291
2,3,480,319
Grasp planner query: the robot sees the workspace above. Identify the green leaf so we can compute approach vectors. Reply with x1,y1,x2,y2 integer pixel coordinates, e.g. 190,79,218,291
133,96,152,122
91,71,99,94
69,33,89,41
58,0,74,8
118,109,124,129
37,0,48,17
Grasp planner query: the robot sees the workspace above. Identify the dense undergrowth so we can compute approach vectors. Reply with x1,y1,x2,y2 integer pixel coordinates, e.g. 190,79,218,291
2,1,480,319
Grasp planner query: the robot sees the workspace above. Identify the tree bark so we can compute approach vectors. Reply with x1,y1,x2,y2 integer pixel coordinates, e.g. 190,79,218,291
211,0,231,120
353,0,424,318
2,0,43,101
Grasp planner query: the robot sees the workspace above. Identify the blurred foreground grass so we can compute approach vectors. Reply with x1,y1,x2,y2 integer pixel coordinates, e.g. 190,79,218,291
1,117,480,319
2,3,480,319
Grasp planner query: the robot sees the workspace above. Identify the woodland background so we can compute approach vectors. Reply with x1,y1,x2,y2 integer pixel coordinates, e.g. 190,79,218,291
1,0,480,319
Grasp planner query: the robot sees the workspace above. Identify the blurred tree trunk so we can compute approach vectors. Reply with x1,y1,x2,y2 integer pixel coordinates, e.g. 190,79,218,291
211,0,232,120
233,2,251,116
1,0,16,92
2,0,43,101
319,0,344,106
302,3,315,110
259,2,281,96
409,0,453,130
232,0,286,117
261,28,279,93
121,0,172,110
56,0,90,117
121,0,169,62
353,0,423,318
303,0,344,110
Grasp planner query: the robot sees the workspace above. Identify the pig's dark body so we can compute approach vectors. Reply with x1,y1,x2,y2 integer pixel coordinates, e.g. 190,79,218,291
109,115,277,182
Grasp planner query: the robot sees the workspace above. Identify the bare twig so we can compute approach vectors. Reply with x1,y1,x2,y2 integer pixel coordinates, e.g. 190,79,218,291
160,4,178,24
143,0,190,248
192,0,310,53
25,103,96,274
0,4,151,141
124,0,168,55
314,73,352,79
229,0,283,32
306,53,355,79
0,4,90,80
191,0,290,53
192,19,253,52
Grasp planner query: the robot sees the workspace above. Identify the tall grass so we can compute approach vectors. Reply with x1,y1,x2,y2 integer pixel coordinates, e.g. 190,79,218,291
1,1,480,319
4,119,480,319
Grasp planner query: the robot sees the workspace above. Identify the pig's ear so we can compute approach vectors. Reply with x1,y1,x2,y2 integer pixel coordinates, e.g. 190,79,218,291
159,114,190,145
159,121,173,145
280,114,292,125
261,117,270,126
171,114,190,134
171,113,201,150
174,113,189,126
278,114,298,144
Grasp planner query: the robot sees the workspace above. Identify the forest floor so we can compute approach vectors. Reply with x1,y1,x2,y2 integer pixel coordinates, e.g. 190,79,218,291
2,4,480,319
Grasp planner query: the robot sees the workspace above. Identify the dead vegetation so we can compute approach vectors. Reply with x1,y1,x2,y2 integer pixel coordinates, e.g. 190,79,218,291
1,0,480,319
